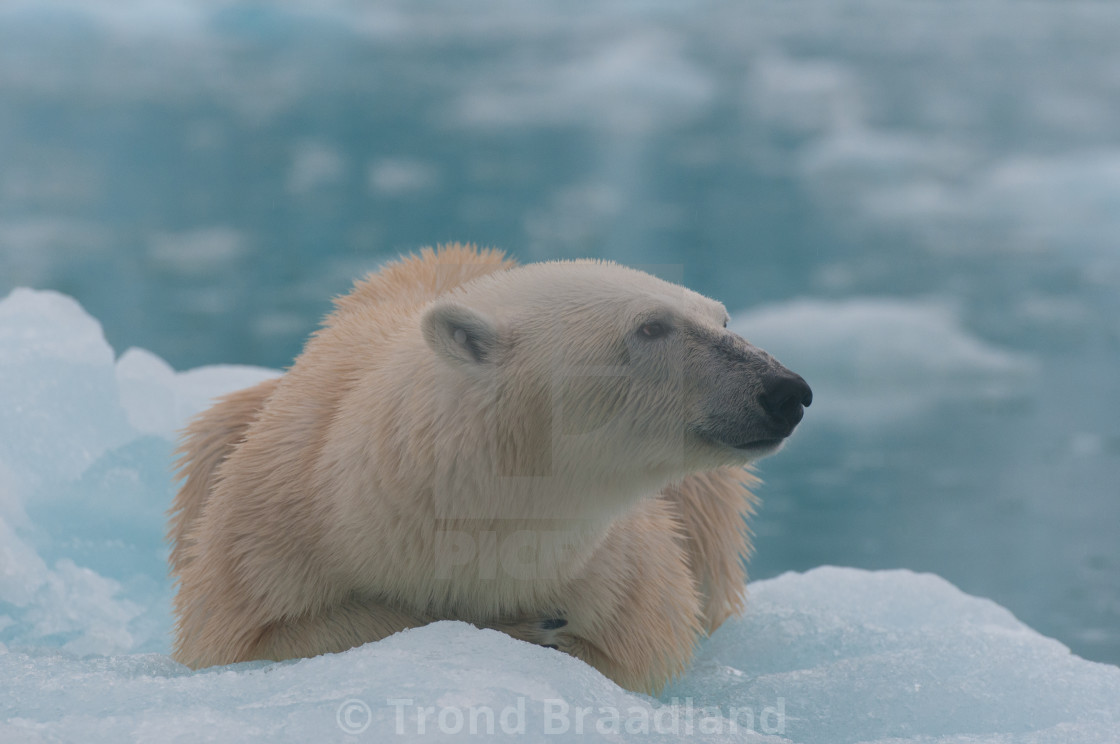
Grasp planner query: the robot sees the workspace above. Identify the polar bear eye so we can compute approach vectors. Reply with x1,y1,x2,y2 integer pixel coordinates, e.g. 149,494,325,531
638,321,668,340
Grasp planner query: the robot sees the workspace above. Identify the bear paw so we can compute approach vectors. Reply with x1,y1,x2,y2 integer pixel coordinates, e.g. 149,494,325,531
488,614,571,651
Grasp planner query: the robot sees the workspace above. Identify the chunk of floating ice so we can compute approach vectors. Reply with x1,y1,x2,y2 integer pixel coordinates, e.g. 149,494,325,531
1,288,277,657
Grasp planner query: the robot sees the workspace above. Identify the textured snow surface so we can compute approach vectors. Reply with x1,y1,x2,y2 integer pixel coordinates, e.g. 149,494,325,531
1,288,1117,743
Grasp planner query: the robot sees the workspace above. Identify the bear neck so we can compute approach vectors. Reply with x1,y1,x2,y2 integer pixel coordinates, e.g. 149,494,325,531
309,331,686,613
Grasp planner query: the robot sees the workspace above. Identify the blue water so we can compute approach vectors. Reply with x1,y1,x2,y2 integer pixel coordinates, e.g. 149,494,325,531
1,0,1118,666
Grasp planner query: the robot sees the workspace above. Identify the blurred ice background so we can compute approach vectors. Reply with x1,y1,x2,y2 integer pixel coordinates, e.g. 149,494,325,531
1,0,1118,725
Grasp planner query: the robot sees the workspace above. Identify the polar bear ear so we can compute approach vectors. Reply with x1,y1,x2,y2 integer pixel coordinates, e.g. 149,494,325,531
421,300,501,366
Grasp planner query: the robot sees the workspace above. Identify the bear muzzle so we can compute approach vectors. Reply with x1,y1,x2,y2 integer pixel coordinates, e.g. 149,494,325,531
736,369,812,453
758,370,813,436
699,365,813,455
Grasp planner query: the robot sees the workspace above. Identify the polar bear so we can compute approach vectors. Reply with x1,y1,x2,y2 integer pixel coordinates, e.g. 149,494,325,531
168,243,811,694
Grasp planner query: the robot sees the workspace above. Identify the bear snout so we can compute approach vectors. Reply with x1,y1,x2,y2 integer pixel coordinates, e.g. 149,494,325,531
758,371,813,435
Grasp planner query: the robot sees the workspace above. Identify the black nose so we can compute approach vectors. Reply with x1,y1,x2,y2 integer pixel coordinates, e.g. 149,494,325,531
759,372,813,434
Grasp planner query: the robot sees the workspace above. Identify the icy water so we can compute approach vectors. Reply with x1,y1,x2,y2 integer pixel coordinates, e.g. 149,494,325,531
1,0,1118,667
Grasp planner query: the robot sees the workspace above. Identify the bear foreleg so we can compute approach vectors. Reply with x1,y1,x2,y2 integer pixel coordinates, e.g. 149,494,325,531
543,497,705,695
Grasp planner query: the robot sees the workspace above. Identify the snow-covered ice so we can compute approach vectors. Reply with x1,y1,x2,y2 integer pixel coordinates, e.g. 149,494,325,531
1,287,1117,743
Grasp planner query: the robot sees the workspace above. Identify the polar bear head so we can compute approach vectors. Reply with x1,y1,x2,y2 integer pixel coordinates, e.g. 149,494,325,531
418,259,811,514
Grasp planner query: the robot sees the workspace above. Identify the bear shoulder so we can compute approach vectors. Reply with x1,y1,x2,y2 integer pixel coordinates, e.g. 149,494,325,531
332,243,515,319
